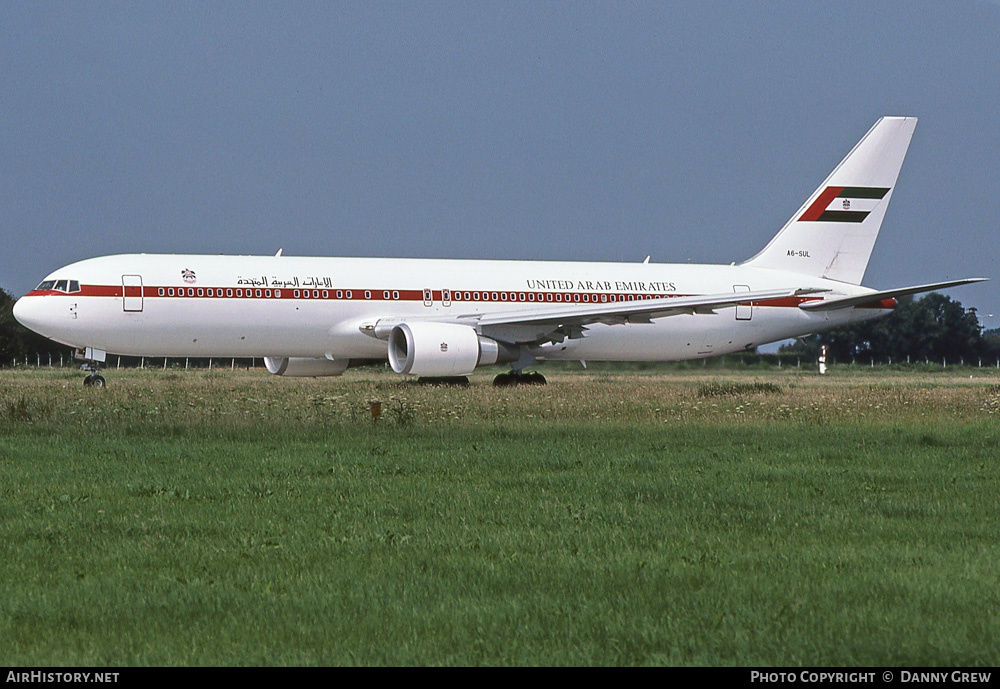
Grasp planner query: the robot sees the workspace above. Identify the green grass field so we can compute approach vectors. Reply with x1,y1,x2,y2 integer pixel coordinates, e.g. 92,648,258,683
1,365,998,666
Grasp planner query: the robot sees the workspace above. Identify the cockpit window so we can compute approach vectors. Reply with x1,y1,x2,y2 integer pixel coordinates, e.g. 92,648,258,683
35,279,81,293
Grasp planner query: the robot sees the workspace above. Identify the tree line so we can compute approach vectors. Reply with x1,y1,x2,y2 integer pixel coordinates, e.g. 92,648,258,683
3,285,998,367
0,288,64,364
780,292,1000,364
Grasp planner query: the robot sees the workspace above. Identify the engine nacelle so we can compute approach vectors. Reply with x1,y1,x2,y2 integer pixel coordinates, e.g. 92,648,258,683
264,356,350,377
387,322,515,376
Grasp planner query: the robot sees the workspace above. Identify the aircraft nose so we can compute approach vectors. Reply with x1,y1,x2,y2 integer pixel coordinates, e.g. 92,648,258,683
13,295,45,334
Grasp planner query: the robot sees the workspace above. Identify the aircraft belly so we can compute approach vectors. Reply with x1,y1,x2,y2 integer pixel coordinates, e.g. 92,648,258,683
58,297,386,359
533,308,828,362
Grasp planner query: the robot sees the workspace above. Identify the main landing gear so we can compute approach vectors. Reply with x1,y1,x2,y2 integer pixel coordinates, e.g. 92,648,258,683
492,370,547,387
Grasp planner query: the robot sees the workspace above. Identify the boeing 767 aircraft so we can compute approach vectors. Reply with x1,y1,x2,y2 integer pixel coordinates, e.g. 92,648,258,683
13,117,985,386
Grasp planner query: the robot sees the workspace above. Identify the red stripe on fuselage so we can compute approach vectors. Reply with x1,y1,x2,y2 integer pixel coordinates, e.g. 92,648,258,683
23,286,895,310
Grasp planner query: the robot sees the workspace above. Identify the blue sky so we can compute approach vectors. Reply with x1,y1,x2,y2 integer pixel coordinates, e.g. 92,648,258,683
3,1,998,327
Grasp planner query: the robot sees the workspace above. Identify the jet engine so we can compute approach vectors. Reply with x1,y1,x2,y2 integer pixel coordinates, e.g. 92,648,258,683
387,322,516,376
264,356,350,377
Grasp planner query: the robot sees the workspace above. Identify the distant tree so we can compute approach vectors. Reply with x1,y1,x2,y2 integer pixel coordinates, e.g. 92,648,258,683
0,287,70,365
0,288,23,361
781,293,988,363
983,327,1000,361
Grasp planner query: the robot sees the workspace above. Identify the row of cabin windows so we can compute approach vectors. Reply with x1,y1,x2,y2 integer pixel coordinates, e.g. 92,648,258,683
153,288,387,300
152,288,663,303
154,289,411,300
158,287,282,298
286,289,395,300
295,290,398,300
36,280,81,293
450,291,657,303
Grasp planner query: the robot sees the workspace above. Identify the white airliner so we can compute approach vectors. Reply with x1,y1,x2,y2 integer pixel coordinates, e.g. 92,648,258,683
13,117,985,386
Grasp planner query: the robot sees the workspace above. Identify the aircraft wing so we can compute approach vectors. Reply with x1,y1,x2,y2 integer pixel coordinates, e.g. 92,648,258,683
797,278,987,312
368,287,823,345
452,286,825,344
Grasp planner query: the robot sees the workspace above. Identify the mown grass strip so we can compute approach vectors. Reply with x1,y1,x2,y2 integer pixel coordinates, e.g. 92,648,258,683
1,368,997,665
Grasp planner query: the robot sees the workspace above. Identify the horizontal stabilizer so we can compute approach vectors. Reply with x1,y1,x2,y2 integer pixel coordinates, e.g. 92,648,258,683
798,278,987,312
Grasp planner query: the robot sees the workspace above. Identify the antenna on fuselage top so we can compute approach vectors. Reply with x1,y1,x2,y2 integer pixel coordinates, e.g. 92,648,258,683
275,249,283,257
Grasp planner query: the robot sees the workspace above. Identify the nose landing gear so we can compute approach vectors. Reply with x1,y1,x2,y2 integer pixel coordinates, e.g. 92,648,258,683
81,362,106,387
83,372,106,387
75,347,108,387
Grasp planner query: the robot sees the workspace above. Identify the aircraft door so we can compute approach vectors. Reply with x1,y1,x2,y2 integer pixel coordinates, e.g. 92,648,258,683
734,284,752,321
123,275,143,312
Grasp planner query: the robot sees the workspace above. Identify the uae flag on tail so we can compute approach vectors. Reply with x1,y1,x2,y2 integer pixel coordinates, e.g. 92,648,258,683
798,186,890,223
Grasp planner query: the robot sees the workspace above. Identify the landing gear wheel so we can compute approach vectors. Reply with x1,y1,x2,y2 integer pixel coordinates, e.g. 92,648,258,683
84,374,106,388
493,372,515,387
493,371,547,387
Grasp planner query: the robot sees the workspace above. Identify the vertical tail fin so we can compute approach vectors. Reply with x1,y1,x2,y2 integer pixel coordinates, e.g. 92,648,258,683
743,117,917,285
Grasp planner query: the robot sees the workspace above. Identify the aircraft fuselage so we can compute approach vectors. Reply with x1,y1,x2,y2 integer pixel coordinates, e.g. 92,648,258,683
14,253,886,363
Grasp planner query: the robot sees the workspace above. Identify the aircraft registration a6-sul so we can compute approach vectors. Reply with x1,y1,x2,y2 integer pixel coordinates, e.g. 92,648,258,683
13,117,986,387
